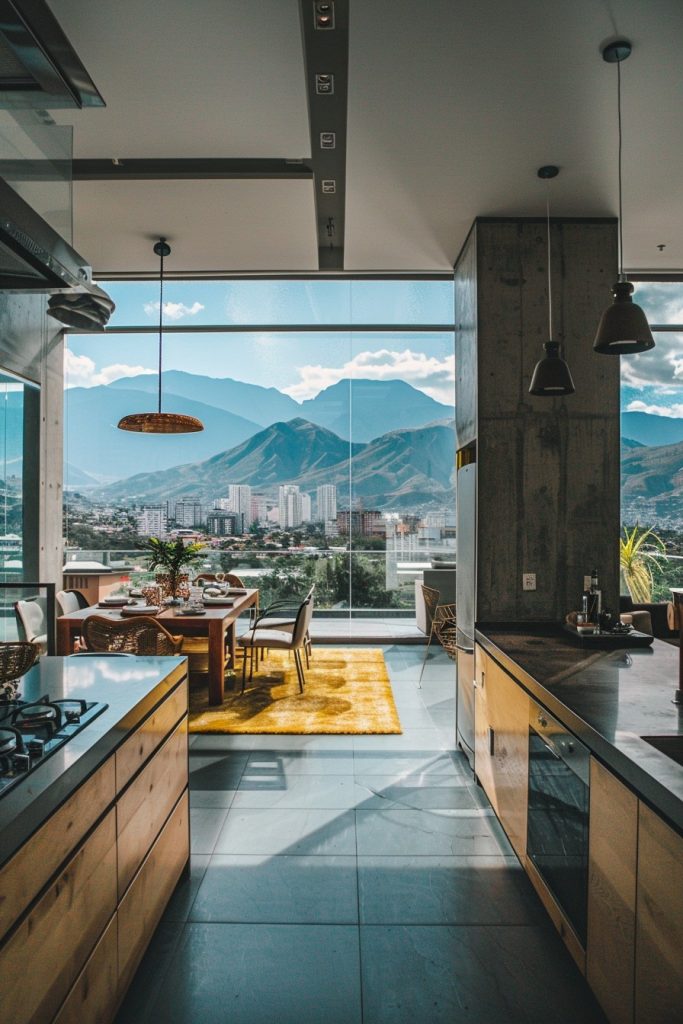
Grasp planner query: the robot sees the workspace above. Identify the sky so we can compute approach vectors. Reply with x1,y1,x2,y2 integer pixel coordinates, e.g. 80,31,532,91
64,279,682,415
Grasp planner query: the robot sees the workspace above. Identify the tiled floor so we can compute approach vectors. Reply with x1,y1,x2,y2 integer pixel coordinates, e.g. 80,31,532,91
115,645,606,1024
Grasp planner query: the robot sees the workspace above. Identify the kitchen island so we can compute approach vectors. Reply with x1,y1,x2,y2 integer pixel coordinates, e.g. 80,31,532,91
473,627,683,1024
0,655,189,1024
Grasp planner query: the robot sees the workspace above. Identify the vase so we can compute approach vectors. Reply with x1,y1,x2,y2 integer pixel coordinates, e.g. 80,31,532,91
155,572,190,603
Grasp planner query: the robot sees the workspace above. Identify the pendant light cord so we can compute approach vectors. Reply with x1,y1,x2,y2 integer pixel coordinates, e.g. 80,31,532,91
617,58,624,279
157,241,164,414
546,185,553,340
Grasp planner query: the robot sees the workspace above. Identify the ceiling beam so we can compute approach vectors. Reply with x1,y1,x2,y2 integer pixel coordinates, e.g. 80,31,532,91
298,0,349,270
71,158,313,180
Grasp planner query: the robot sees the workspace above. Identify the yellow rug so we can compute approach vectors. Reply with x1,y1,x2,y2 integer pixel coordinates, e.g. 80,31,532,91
188,647,402,735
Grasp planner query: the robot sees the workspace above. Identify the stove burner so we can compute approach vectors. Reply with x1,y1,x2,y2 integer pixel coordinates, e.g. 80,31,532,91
0,725,26,756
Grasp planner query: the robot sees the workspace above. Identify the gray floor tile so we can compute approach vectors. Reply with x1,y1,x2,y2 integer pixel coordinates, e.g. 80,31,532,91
358,855,545,925
114,920,183,1024
352,729,449,752
144,923,362,1024
190,807,230,854
162,855,210,923
191,854,358,924
245,734,355,751
356,808,509,856
190,733,256,751
353,749,467,779
232,774,360,809
353,775,482,810
360,924,606,1023
215,807,357,855
245,749,356,775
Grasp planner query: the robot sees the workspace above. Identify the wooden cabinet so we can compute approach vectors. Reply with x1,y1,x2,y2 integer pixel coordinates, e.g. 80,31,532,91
474,645,529,859
587,758,638,1024
635,802,683,1023
0,676,189,1024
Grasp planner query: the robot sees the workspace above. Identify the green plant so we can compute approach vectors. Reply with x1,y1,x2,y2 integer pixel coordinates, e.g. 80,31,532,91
620,524,665,603
145,537,204,596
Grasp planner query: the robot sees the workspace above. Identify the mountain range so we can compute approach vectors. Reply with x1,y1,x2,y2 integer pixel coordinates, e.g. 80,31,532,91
621,439,683,500
97,417,456,509
621,411,683,448
65,373,454,483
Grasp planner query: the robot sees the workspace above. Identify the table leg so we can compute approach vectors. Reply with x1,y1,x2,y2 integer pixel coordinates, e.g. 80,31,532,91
207,619,226,706
57,619,74,656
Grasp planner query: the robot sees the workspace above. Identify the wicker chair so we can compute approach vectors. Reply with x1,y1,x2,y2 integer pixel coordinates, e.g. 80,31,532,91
419,585,457,684
82,615,183,656
193,573,245,587
0,641,39,694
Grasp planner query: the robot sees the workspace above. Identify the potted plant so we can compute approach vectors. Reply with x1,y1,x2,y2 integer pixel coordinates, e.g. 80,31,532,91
145,537,204,604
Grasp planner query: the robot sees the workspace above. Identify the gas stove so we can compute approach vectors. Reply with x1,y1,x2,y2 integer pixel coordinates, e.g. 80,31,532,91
0,695,108,797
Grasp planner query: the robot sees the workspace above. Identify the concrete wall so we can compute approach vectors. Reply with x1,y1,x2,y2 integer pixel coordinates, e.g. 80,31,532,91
455,217,620,624
0,291,64,585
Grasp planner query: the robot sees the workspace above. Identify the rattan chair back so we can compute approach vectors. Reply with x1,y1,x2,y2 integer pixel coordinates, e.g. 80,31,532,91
194,573,245,587
82,615,183,656
433,603,457,660
0,641,39,685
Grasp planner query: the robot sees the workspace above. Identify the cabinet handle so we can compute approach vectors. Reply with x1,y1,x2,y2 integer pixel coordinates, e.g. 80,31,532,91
481,671,485,690
488,726,495,756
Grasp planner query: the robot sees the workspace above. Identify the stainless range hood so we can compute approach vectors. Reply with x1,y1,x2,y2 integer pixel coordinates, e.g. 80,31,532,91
0,173,91,289
0,0,104,109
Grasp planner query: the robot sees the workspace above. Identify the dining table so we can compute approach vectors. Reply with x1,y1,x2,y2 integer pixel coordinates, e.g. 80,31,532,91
56,589,259,705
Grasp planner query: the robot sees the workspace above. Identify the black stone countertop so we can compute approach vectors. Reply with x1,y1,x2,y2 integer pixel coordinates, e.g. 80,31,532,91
476,626,683,834
0,655,187,867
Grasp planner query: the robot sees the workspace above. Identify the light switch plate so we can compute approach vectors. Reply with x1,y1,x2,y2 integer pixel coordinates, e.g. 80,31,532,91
522,573,537,591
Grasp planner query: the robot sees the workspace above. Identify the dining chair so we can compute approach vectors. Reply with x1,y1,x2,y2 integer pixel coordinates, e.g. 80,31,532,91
14,597,48,655
82,615,184,656
419,584,456,685
238,594,314,693
194,573,245,588
255,584,315,667
56,590,85,616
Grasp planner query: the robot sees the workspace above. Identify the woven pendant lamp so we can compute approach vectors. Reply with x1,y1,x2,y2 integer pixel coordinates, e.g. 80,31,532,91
118,239,204,434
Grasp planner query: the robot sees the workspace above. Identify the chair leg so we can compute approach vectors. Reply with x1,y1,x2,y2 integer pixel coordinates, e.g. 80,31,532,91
304,635,310,670
241,647,248,693
294,648,305,692
249,646,255,682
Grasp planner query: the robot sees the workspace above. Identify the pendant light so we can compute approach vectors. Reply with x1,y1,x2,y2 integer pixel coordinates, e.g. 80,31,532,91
529,166,575,397
118,239,204,434
593,40,654,355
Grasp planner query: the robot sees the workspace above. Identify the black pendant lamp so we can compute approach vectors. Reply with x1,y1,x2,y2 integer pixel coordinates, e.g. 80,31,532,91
529,166,575,397
118,239,204,434
594,40,654,355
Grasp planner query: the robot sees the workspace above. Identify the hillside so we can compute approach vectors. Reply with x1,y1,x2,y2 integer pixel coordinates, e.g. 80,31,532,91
621,439,683,498
622,411,683,447
98,418,363,503
96,418,455,509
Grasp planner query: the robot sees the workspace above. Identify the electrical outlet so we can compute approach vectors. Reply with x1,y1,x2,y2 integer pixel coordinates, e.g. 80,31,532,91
522,573,537,591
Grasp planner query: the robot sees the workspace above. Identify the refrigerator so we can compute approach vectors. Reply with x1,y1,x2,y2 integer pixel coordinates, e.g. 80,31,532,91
455,461,476,770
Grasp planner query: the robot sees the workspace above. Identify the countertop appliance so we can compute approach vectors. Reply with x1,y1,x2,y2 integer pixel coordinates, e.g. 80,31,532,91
0,694,107,797
527,699,590,946
455,460,476,768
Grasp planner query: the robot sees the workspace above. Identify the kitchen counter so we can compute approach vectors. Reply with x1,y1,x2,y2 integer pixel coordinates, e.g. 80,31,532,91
0,655,187,866
476,626,683,833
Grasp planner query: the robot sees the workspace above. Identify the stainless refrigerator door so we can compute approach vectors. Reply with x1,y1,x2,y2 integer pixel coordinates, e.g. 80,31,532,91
455,462,476,650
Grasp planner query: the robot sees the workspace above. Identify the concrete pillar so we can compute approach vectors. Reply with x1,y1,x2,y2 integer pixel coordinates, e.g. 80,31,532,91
455,217,620,624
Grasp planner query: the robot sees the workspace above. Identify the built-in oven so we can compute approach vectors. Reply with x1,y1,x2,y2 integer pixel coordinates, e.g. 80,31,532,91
527,701,590,947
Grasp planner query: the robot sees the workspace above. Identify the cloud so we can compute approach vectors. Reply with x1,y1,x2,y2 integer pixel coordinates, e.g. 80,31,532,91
626,400,683,419
620,331,683,390
143,300,204,320
64,349,155,388
282,348,455,404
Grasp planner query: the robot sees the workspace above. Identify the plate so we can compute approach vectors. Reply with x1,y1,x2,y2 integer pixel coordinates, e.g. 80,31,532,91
120,605,160,616
98,597,129,607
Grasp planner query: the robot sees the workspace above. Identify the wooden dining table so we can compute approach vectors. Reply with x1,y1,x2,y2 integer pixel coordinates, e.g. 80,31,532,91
56,589,259,705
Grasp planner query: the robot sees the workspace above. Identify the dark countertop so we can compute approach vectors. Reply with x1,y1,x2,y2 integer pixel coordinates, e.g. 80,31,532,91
0,655,187,867
476,626,683,833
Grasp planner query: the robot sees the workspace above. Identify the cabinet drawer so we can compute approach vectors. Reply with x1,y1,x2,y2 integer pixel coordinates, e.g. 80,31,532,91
118,790,189,991
0,808,117,1024
117,716,188,897
0,758,115,943
116,679,188,793
54,914,118,1024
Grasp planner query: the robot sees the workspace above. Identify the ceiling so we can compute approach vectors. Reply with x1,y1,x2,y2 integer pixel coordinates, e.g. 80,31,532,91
34,0,683,275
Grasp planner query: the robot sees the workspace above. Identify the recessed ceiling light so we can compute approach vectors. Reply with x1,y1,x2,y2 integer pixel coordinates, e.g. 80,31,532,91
314,1,335,29
315,73,334,94
320,132,336,149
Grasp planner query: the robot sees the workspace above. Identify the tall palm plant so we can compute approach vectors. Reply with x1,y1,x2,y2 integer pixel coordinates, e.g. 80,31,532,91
620,524,665,603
